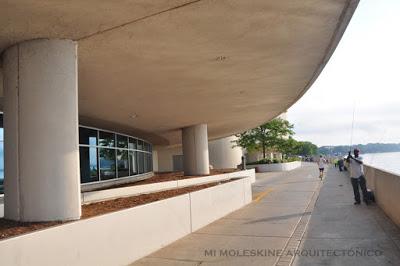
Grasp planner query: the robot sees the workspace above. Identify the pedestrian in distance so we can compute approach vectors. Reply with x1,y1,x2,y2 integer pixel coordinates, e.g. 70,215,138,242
338,158,344,171
347,148,370,205
317,155,326,180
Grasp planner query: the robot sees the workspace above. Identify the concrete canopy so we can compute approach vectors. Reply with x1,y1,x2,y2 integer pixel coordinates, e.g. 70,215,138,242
0,0,359,145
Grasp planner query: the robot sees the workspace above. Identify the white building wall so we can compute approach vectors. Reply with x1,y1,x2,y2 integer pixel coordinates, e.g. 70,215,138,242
154,135,242,172
153,145,182,172
152,150,159,172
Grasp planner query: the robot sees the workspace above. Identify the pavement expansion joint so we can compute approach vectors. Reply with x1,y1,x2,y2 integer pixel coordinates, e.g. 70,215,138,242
192,231,290,239
148,256,203,264
274,177,323,266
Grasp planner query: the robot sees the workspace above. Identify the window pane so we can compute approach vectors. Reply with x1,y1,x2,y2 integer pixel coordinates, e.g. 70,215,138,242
144,152,147,173
128,138,137,150
0,114,3,193
129,151,137,176
79,127,97,146
117,150,129,177
117,135,128,149
138,152,144,174
0,141,3,193
148,153,152,172
148,153,153,172
79,147,99,183
143,153,148,173
137,140,143,151
0,113,3,141
99,131,115,147
144,142,150,152
99,148,116,179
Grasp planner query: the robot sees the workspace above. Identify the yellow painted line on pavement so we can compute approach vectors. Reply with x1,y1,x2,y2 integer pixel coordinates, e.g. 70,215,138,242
253,188,274,203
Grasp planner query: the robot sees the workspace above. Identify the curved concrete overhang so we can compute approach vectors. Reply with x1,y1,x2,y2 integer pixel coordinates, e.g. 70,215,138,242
0,0,359,145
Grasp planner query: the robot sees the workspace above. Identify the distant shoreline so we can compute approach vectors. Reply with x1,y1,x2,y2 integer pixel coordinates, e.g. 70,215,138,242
319,143,400,156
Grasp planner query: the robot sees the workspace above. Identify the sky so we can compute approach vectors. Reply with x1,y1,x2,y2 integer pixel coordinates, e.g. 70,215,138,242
287,0,400,147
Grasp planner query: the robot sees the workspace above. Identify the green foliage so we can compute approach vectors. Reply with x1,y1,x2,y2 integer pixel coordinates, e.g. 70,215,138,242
285,157,301,162
295,141,318,156
281,136,298,156
248,158,272,165
234,130,259,152
234,118,295,158
247,156,300,165
280,137,318,157
234,118,318,160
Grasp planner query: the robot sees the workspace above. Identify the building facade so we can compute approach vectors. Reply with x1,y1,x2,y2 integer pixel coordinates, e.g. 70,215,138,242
0,1,359,222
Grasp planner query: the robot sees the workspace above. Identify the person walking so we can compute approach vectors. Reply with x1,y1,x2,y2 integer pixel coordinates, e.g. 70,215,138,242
347,148,370,205
338,158,344,171
317,155,326,180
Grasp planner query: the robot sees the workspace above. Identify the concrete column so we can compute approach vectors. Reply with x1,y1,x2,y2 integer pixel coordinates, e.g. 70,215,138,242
2,39,81,221
209,136,243,169
182,124,210,175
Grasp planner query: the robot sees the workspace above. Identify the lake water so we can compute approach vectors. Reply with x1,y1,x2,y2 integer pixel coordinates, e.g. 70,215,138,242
362,152,400,175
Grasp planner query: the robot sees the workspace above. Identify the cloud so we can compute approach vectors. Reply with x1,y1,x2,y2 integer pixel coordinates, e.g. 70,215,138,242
287,0,400,146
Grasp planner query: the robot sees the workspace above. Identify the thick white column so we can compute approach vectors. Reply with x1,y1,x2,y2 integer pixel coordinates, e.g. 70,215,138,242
182,124,210,175
3,39,81,222
209,136,243,169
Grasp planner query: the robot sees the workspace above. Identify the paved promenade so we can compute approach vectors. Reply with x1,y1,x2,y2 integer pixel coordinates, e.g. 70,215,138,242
131,163,400,266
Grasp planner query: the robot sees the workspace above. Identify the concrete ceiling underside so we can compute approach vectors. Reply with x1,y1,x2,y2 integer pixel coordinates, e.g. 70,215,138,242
0,0,359,145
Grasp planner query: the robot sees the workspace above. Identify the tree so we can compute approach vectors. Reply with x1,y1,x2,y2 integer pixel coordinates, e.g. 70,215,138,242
234,118,294,159
281,136,298,157
296,141,318,156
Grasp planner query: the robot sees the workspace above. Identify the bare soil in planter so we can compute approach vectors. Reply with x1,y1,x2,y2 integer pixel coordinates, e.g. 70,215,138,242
0,179,233,240
90,168,238,191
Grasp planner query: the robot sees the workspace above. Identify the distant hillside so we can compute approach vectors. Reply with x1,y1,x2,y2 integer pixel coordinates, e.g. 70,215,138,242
319,143,400,156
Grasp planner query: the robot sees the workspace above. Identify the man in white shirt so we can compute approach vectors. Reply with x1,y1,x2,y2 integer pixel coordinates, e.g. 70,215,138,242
317,155,326,180
347,148,370,205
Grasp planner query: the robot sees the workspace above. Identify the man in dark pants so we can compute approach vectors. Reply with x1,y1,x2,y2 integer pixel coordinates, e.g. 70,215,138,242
338,158,344,171
347,148,370,205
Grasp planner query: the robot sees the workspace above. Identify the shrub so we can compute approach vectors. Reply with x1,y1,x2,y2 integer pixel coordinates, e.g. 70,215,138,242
247,156,300,165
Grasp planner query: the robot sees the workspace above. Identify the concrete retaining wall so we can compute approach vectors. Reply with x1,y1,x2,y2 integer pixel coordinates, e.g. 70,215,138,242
0,195,191,266
247,161,301,172
190,177,252,231
0,177,252,266
82,169,255,204
364,165,400,227
177,169,255,187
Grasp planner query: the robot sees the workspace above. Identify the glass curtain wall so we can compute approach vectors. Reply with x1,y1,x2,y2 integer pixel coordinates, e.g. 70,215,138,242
0,113,3,193
0,123,152,192
79,126,153,184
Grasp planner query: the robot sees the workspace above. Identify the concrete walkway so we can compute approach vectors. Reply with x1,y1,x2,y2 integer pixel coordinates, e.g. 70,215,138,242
131,163,400,266
293,164,400,266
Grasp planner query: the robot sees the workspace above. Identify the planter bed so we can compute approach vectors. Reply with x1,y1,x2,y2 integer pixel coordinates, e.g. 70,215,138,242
80,169,240,193
0,180,232,241
0,176,252,266
81,169,255,204
100,168,239,190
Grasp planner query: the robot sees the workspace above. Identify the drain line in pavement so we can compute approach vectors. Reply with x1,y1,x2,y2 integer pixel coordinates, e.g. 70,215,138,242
274,180,323,266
